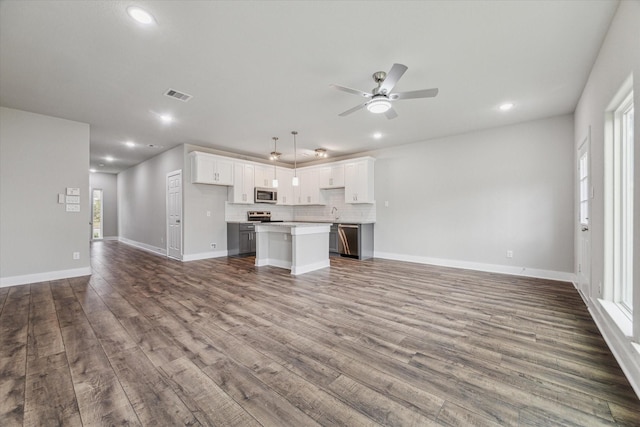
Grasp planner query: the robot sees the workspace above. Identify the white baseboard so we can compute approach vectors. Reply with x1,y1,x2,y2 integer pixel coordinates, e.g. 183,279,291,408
183,250,229,262
292,259,331,275
589,300,640,400
118,237,167,257
0,266,92,288
374,251,576,283
102,236,119,241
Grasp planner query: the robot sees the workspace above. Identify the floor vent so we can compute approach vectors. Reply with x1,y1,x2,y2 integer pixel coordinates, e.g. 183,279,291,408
164,89,193,102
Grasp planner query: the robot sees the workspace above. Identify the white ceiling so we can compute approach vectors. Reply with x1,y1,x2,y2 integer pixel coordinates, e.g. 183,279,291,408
0,0,618,174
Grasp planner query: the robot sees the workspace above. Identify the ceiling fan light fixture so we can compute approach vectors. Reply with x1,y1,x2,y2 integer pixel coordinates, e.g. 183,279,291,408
315,148,328,158
367,97,392,114
127,6,155,25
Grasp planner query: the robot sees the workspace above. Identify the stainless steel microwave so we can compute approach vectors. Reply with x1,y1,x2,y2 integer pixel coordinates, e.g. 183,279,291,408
254,187,277,204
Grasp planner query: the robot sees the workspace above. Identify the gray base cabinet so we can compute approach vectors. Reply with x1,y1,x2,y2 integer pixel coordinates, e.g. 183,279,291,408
227,223,256,256
329,224,339,254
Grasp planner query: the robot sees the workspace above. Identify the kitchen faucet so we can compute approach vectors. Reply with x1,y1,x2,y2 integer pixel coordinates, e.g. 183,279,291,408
331,206,339,220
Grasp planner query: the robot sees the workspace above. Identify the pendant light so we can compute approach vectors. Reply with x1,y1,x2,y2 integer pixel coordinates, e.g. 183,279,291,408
291,131,299,186
271,137,279,188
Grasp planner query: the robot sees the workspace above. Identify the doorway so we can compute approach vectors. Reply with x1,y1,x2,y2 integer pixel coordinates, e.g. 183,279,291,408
577,131,591,298
92,188,103,240
167,170,183,260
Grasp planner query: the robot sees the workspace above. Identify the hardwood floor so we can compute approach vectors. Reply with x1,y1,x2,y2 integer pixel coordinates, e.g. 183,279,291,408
1,240,639,426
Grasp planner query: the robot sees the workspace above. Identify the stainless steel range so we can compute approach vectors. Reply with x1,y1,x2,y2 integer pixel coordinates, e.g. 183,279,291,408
247,211,283,223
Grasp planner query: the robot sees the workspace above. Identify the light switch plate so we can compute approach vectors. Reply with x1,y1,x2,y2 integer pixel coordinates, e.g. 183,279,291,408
66,195,80,204
58,194,65,204
66,204,80,212
66,187,80,196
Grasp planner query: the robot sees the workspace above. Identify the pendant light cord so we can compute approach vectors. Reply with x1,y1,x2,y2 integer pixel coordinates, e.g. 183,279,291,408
292,131,298,177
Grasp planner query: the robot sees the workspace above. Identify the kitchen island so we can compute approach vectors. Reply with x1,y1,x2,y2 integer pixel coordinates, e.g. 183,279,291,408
254,222,331,275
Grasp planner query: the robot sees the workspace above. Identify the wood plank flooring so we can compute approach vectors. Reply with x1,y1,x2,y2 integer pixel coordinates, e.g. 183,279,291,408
1,240,639,426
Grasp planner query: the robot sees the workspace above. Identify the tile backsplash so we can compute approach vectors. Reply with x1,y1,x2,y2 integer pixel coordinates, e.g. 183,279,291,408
225,188,376,223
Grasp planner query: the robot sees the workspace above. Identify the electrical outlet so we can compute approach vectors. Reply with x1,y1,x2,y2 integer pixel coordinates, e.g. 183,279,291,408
206,211,211,217
506,250,513,258
210,243,216,248
73,252,80,260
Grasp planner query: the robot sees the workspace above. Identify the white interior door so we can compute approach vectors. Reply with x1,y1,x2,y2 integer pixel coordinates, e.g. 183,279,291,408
577,134,591,298
167,170,182,260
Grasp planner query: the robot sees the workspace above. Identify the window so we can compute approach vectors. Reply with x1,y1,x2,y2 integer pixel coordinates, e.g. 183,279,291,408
605,83,634,320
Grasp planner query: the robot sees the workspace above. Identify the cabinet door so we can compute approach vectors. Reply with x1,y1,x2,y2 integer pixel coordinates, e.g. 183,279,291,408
277,168,294,205
344,159,374,203
191,154,215,184
214,158,234,185
230,162,254,204
319,165,345,188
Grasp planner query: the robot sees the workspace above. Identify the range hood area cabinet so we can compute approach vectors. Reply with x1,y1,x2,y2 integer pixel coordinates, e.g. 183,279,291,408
344,158,375,204
190,151,234,185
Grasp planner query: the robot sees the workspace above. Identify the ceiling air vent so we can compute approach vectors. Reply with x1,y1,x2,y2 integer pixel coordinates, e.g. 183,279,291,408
164,89,193,102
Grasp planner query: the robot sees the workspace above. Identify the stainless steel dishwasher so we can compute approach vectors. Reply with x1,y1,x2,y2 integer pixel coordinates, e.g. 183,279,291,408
338,224,359,258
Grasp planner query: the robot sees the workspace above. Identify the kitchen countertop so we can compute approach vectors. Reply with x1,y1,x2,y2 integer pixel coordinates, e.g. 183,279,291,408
227,220,375,224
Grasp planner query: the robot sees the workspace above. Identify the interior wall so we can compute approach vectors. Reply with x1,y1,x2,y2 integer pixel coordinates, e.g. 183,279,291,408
117,145,183,254
0,107,90,286
183,144,229,259
573,0,640,396
90,172,118,238
372,114,575,279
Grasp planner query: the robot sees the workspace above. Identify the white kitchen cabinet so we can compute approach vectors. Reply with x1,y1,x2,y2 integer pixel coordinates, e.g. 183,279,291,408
190,152,234,185
254,164,277,188
276,168,294,205
318,164,345,188
228,162,255,204
295,168,326,205
344,158,375,204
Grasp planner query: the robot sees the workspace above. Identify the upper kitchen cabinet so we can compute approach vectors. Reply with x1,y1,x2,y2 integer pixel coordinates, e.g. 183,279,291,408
276,167,294,205
344,157,375,204
318,164,345,189
296,168,326,205
190,151,234,185
228,162,255,204
254,164,277,189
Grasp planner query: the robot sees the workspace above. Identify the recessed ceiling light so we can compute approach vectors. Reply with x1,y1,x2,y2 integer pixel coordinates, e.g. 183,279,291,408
125,141,135,148
127,6,154,25
499,102,515,111
160,114,173,124
90,169,97,173
373,132,382,139
105,156,114,162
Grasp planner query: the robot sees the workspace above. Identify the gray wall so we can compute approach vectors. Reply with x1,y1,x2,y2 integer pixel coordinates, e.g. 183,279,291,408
372,114,575,277
90,172,118,238
0,107,90,284
117,145,183,253
573,0,640,395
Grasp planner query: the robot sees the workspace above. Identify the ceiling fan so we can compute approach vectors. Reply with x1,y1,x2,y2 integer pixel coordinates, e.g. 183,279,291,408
330,63,438,119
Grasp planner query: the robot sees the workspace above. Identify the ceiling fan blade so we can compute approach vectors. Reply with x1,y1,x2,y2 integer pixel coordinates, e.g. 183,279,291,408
384,106,398,120
378,63,408,95
390,88,439,100
330,84,372,98
338,103,366,117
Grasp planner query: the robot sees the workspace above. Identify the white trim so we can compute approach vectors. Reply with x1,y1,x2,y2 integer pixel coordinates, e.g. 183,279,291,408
374,251,576,283
256,258,291,269
118,237,167,257
589,300,640,400
291,259,330,275
182,250,229,262
102,236,119,241
0,267,92,288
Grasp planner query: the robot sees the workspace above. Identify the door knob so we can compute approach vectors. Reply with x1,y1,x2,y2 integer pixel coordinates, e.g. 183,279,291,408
581,226,588,231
